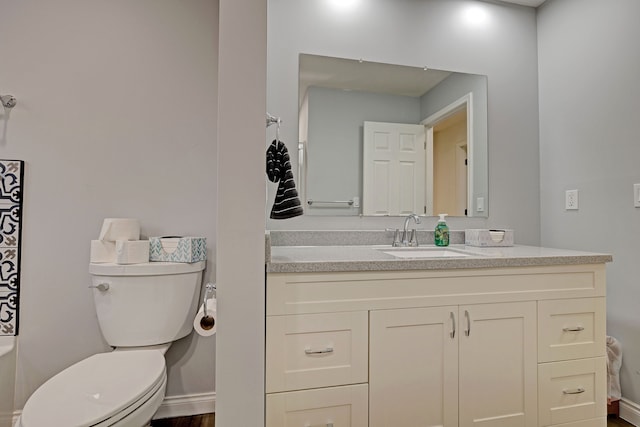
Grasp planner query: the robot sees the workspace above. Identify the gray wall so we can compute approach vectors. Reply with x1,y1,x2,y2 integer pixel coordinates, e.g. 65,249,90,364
216,1,267,424
267,0,541,243
538,0,640,405
0,1,218,410
306,86,421,215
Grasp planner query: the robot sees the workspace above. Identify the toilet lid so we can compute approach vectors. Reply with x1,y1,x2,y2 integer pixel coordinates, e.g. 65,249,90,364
21,350,166,427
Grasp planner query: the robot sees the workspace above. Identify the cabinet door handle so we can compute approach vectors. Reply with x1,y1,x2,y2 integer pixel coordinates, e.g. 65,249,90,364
562,387,585,395
464,310,471,336
563,326,585,332
450,312,456,338
304,423,333,427
304,347,334,355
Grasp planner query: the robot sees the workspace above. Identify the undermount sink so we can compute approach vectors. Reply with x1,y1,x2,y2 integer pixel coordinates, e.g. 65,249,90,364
379,247,476,259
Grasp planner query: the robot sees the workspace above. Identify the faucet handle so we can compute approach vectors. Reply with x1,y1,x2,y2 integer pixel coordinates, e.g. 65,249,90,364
392,229,401,247
409,229,419,247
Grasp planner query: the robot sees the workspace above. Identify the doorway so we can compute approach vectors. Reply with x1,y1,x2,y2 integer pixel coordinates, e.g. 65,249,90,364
423,93,473,217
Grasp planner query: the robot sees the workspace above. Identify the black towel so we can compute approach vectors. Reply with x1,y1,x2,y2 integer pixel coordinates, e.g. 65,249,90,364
266,140,304,219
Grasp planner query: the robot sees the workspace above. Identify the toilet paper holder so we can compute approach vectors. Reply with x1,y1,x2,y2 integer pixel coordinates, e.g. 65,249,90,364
203,282,216,317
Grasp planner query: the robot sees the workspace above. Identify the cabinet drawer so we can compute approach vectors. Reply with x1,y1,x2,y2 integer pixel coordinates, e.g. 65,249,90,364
266,312,368,393
538,357,606,426
538,298,605,362
266,384,368,427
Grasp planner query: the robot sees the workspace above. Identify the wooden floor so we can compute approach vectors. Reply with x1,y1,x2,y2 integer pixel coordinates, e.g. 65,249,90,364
609,416,636,426
151,413,634,426
151,413,215,427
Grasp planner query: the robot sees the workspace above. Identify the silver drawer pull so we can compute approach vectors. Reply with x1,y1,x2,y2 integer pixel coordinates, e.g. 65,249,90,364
563,387,585,395
563,326,585,332
304,422,333,427
464,310,471,337
304,347,334,355
450,312,456,339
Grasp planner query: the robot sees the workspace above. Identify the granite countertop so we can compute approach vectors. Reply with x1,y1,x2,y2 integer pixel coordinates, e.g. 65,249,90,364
266,244,613,273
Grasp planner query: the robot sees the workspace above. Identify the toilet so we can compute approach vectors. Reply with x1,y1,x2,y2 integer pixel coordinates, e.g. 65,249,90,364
17,261,206,427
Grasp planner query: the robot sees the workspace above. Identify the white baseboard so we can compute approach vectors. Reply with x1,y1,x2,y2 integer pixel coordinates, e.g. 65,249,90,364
152,391,216,420
620,398,640,426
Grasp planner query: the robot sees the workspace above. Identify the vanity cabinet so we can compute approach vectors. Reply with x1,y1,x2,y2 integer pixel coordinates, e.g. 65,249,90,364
265,263,607,427
370,302,537,427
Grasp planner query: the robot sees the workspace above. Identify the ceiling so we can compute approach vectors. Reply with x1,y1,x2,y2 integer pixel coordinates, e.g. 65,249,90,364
299,54,453,102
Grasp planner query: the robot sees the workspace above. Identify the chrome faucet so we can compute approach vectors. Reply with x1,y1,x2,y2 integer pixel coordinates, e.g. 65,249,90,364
392,213,421,247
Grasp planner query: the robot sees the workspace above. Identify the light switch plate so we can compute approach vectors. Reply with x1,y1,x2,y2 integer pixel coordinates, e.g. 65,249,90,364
477,197,485,212
565,189,579,210
634,184,640,208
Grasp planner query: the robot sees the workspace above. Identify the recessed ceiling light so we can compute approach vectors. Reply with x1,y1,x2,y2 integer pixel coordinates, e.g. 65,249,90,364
462,4,490,27
327,0,360,12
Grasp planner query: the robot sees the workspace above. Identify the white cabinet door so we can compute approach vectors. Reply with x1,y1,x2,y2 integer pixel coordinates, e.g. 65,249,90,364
459,302,538,427
370,302,537,427
369,306,458,427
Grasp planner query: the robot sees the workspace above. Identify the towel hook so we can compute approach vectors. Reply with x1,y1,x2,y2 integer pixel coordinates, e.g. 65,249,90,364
0,95,17,109
266,113,282,142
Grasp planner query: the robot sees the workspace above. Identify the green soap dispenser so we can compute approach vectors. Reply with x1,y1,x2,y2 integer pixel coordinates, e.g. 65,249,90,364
434,214,449,247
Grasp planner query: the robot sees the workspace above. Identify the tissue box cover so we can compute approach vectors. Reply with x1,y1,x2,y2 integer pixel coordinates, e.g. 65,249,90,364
465,229,514,247
149,237,206,262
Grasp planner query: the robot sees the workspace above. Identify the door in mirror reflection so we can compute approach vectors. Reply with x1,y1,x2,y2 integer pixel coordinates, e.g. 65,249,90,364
363,122,427,216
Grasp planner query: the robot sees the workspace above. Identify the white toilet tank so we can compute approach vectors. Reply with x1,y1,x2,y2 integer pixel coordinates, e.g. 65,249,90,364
89,261,206,347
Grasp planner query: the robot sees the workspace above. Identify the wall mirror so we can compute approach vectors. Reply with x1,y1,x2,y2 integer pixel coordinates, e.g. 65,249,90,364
298,54,488,218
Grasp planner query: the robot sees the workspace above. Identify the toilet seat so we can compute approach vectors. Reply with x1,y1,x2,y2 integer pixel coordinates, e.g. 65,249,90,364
20,350,166,427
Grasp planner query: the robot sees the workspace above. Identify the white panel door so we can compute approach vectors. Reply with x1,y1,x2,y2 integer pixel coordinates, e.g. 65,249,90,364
363,122,426,215
370,306,458,427
459,302,538,427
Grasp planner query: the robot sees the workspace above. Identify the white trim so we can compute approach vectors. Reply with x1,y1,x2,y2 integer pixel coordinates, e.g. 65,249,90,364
620,398,640,426
421,92,474,217
152,392,216,420
10,392,216,425
425,127,434,216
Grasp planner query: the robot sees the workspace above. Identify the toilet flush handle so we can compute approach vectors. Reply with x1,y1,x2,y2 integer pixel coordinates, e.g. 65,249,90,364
89,283,110,292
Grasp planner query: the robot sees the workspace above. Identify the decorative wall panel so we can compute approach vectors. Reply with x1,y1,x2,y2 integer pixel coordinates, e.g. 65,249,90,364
0,160,23,336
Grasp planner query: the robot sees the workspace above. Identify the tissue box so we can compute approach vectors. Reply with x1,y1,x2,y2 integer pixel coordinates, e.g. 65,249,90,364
149,237,206,262
465,229,514,247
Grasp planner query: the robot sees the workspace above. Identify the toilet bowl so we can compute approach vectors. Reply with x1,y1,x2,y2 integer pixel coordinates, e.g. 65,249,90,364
17,349,167,427
18,261,206,427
